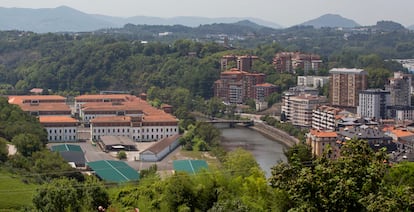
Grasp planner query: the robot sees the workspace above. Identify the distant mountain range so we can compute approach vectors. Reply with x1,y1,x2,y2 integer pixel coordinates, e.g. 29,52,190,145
0,6,282,33
300,14,360,28
0,6,410,33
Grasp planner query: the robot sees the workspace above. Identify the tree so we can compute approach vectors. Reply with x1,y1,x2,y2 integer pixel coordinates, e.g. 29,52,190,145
33,178,81,212
0,137,8,162
118,150,127,160
12,133,43,157
223,148,260,178
269,139,390,211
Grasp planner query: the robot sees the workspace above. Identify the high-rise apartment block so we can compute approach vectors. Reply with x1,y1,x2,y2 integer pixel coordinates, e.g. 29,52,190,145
273,52,322,74
281,93,328,127
357,89,390,120
214,68,266,104
329,68,368,108
388,72,412,107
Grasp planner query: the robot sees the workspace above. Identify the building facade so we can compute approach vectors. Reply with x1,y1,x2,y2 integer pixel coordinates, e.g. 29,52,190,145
282,93,328,127
273,52,322,74
297,76,330,88
220,55,258,72
329,68,368,108
39,116,78,142
214,68,267,104
357,89,390,120
388,72,412,107
312,105,345,130
306,130,339,159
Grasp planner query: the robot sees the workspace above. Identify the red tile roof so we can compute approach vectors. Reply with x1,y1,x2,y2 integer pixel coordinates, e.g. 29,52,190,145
39,116,78,123
310,129,337,138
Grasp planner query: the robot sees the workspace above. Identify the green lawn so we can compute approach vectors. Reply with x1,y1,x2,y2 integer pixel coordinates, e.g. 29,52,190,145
0,170,39,211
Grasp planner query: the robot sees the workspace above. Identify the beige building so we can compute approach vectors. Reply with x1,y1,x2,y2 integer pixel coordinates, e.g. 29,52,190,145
329,68,367,108
312,105,347,130
306,130,339,159
281,93,327,127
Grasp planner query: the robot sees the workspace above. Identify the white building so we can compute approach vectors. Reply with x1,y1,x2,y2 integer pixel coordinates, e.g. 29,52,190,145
39,116,79,142
312,105,346,130
297,76,330,88
282,93,328,127
357,89,390,120
91,116,179,142
139,134,181,161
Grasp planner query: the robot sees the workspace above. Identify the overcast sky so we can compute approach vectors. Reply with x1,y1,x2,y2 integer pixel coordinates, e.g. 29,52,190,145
0,0,412,27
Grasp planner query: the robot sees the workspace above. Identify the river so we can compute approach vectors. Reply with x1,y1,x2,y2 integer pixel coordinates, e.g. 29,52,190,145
220,127,287,178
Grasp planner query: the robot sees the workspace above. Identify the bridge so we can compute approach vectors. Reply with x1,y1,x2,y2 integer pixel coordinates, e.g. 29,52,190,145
203,119,254,127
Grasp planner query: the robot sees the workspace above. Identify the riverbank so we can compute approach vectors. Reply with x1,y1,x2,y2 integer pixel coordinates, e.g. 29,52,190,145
249,122,299,148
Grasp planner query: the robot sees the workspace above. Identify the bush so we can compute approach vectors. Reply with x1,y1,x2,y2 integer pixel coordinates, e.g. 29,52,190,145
117,151,127,160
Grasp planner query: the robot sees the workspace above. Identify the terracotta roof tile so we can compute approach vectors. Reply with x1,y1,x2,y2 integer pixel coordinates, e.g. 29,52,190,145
39,116,78,123
310,129,337,138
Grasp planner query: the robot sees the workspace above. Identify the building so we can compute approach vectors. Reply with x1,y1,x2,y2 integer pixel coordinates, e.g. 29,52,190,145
329,68,368,109
139,134,181,162
281,93,328,127
312,105,347,130
214,68,266,104
87,160,140,183
306,130,339,159
74,94,136,115
100,136,137,151
337,126,396,153
273,52,322,74
254,83,279,102
8,95,70,116
288,86,319,96
387,72,413,120
50,144,86,168
297,76,330,88
388,72,412,107
39,116,79,142
357,89,390,120
220,55,258,72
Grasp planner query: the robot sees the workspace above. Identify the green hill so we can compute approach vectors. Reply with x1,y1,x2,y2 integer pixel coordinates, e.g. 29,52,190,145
0,170,39,211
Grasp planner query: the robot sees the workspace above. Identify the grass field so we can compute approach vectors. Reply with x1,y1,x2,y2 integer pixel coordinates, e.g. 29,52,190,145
0,170,39,211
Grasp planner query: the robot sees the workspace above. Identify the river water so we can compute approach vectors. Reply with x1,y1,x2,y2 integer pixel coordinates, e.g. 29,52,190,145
220,127,287,178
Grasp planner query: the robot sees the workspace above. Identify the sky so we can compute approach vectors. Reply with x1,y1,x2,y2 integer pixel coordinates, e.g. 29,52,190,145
0,0,413,27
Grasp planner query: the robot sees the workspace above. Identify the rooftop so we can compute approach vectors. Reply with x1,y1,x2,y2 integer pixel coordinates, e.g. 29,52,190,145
329,68,366,74
39,116,78,124
143,134,181,154
309,129,337,138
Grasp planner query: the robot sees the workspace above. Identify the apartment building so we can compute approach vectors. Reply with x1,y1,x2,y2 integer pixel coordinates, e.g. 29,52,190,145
281,93,328,127
297,76,330,88
312,105,346,130
357,89,390,120
214,68,267,104
254,83,279,102
273,52,322,74
329,68,368,109
220,55,258,72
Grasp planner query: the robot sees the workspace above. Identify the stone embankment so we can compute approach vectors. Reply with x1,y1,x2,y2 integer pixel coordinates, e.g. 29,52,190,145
250,122,299,148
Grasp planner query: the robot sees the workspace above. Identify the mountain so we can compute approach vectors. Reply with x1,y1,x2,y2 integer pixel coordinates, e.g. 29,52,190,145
0,6,118,32
300,14,360,28
408,25,414,30
0,6,282,33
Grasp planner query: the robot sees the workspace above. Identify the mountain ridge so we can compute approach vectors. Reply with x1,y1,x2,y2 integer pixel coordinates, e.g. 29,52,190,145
300,14,361,28
0,6,282,33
